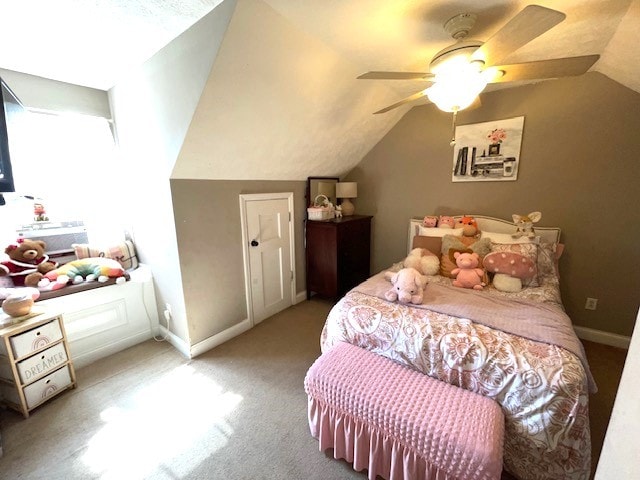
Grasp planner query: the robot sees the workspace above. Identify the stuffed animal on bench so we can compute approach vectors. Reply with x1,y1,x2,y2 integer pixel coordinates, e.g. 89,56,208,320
40,257,126,287
384,267,428,304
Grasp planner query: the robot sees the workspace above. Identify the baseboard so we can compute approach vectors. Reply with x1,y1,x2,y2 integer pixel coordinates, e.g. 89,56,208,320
189,318,252,358
157,324,191,359
295,291,307,304
72,330,154,369
574,325,631,349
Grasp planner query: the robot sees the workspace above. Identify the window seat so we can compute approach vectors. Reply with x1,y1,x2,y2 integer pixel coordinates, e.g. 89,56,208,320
35,264,159,369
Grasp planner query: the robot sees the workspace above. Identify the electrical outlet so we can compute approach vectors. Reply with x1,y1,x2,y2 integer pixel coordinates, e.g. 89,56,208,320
585,298,598,311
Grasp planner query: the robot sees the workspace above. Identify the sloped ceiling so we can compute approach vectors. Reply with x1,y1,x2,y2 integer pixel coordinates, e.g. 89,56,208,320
0,0,638,181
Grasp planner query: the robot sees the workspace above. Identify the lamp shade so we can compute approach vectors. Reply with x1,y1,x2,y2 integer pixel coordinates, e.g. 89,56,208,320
336,182,357,198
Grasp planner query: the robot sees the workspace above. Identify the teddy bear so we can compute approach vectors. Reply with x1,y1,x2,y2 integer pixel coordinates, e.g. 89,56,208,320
403,248,440,276
0,239,58,287
451,252,485,290
512,212,542,239
384,267,428,304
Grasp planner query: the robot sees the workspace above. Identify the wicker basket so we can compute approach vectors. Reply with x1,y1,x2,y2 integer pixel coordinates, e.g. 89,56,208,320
307,195,335,220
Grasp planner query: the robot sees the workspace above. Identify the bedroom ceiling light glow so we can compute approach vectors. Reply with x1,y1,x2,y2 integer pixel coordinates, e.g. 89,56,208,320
425,59,488,113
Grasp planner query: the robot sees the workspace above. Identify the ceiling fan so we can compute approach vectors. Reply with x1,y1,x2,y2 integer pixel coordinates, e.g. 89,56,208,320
358,5,599,115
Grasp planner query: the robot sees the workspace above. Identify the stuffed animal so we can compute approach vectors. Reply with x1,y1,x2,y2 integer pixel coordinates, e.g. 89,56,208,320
384,267,428,304
438,215,455,229
1,288,40,317
0,239,58,287
451,252,485,290
42,257,126,286
403,248,440,276
422,216,438,227
512,212,542,239
455,215,480,244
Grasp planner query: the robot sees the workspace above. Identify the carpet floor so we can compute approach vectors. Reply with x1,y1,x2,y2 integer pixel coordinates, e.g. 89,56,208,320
0,297,628,480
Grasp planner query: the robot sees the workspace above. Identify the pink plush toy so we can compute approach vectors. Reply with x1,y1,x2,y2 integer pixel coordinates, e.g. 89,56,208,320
438,215,455,229
451,252,485,290
422,216,438,227
384,268,428,304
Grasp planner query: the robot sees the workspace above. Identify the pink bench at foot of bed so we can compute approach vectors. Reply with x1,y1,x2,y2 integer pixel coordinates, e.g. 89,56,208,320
304,342,505,480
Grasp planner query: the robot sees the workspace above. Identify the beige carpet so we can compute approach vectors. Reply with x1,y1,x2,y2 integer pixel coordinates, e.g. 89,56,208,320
0,298,627,480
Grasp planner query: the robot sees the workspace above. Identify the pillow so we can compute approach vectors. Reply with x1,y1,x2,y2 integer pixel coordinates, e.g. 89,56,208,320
419,226,464,238
480,230,539,244
440,236,492,278
490,242,539,287
412,235,442,255
72,240,139,271
537,242,565,279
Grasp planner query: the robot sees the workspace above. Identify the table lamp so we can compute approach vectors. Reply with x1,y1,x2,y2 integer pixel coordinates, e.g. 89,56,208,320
336,182,357,216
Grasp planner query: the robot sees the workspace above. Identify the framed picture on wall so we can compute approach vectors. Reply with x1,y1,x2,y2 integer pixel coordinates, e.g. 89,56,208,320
451,116,525,182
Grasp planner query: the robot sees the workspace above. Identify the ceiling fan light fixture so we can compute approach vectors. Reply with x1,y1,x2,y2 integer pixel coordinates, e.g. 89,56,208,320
427,61,488,112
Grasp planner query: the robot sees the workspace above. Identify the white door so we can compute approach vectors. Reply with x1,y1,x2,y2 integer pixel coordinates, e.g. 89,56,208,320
240,193,295,325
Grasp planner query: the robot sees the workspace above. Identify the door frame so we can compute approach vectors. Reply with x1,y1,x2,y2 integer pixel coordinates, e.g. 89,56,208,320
239,192,296,327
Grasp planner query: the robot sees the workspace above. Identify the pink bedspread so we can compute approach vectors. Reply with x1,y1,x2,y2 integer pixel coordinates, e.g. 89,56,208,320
321,272,594,480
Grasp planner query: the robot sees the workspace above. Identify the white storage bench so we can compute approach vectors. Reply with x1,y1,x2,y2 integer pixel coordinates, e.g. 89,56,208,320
304,342,505,480
35,264,159,369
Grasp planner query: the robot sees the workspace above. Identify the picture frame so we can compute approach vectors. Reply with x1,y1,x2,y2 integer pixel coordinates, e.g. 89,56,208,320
451,116,525,183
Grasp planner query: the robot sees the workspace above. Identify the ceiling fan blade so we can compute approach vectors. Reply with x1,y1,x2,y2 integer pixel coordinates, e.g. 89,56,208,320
373,89,430,114
473,5,566,67
358,71,434,81
489,55,600,83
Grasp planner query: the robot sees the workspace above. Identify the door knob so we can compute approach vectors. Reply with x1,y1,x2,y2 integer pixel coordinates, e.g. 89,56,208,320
251,239,259,247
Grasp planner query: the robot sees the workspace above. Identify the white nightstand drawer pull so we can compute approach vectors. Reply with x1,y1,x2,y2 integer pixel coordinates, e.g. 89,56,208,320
16,342,68,384
10,319,63,359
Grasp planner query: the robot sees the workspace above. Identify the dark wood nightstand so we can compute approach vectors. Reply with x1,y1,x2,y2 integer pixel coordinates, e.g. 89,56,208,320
305,215,372,300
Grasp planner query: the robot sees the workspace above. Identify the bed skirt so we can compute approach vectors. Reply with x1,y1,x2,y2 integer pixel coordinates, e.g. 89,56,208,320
308,396,453,480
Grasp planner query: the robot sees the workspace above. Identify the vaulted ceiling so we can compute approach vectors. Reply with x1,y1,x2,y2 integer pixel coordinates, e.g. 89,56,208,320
1,0,636,94
1,0,638,180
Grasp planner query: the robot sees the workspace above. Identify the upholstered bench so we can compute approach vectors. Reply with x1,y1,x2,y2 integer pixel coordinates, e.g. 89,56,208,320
304,342,505,480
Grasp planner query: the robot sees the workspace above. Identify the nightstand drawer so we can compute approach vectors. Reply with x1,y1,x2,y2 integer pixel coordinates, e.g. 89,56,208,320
17,342,68,385
23,365,73,409
10,319,62,359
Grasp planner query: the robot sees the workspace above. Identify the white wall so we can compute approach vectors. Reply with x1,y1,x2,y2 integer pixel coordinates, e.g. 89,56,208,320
108,0,237,346
172,0,405,181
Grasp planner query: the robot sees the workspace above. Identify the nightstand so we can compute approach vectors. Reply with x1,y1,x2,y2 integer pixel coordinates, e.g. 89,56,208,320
0,310,77,418
305,215,372,300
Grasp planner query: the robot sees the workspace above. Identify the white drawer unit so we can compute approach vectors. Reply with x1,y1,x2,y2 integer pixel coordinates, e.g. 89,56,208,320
0,311,77,417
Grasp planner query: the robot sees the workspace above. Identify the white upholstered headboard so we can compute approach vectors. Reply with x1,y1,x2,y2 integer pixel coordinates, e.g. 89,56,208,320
407,215,562,254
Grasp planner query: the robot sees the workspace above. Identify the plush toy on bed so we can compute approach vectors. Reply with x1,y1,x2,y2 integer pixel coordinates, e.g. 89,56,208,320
512,211,542,239
384,267,427,304
0,239,58,287
41,257,126,287
451,252,485,290
403,248,440,276
422,216,438,227
455,215,481,245
438,215,455,229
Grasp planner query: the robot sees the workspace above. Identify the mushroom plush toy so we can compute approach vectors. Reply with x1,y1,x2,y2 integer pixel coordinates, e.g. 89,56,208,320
483,251,537,292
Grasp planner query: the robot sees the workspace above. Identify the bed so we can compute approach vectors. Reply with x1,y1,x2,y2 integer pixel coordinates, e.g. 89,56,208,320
320,215,596,480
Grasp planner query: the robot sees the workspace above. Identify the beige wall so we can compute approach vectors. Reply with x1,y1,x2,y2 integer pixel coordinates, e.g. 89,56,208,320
171,179,306,343
347,72,640,336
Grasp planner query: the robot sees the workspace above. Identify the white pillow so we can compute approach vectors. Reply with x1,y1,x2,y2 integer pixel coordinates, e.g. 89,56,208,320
419,226,464,238
480,230,539,244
